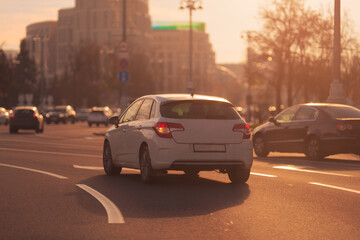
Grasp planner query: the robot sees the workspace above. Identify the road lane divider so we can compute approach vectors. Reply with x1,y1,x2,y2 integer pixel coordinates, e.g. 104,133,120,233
76,184,125,224
309,182,360,194
250,172,277,178
0,139,102,150
0,147,101,158
273,166,351,177
73,165,140,172
0,163,68,179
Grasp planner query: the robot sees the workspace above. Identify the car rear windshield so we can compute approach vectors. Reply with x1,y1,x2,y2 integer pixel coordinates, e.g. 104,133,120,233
323,106,360,118
15,109,34,115
160,100,240,119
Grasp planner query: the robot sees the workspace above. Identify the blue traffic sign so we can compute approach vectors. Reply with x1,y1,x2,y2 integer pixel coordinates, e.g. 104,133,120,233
118,71,129,83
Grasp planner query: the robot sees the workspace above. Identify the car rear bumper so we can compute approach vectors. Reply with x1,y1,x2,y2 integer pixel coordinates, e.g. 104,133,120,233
10,122,38,129
149,138,253,170
322,137,360,155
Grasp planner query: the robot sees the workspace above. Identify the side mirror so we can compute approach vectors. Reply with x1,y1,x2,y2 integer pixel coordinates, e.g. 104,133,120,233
269,117,280,126
108,115,119,127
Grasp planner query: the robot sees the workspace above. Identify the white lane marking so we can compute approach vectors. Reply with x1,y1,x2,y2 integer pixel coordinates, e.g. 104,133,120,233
250,172,277,178
74,165,103,170
76,184,125,224
0,139,102,150
273,165,351,177
73,165,140,172
0,147,101,158
309,182,360,194
0,163,68,179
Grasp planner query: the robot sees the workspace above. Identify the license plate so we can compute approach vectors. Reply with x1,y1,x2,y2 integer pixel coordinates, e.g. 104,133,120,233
193,144,226,152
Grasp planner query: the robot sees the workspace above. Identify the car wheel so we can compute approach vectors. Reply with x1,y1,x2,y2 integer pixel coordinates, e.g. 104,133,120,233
184,169,200,177
253,135,269,157
306,137,323,161
140,145,153,183
103,142,122,175
9,127,15,134
71,117,76,124
227,167,250,184
36,127,41,133
88,122,92,127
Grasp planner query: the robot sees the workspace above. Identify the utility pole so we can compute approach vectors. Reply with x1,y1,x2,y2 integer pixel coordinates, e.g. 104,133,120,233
180,0,202,95
119,0,128,112
327,0,346,103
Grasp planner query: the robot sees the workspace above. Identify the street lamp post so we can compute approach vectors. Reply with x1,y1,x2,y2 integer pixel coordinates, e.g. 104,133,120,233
180,0,202,95
327,0,346,103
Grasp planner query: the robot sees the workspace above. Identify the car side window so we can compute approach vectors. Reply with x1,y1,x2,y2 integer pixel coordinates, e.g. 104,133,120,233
293,107,318,121
136,99,154,120
275,106,299,123
150,101,156,119
122,100,144,123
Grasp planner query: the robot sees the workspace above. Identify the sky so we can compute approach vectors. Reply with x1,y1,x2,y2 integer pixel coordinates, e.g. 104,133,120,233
0,0,359,63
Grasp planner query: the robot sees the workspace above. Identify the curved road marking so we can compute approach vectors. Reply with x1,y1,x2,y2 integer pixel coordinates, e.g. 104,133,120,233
0,163,68,179
309,182,360,194
76,184,125,224
0,147,101,158
273,165,351,177
250,172,277,178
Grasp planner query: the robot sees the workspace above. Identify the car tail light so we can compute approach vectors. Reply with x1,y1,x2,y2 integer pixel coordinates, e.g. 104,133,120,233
153,122,184,138
33,114,37,119
11,115,15,119
336,122,352,131
233,123,251,139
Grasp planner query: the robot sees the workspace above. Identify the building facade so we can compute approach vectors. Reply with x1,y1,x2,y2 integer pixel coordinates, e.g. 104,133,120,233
25,21,57,88
56,0,152,74
151,22,216,94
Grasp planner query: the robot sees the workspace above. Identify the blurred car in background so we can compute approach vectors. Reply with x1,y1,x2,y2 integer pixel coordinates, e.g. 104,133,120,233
0,107,9,126
111,107,121,116
88,107,113,127
42,106,54,123
252,103,360,160
9,106,44,133
46,105,76,124
76,108,91,122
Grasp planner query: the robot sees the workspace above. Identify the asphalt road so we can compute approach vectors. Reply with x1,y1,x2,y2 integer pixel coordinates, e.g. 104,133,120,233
0,122,359,240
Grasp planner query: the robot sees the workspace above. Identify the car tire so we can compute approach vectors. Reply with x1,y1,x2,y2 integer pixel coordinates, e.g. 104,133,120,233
10,128,18,134
88,122,92,127
227,167,250,184
305,137,323,161
36,127,41,133
140,145,153,183
103,142,122,175
253,135,269,157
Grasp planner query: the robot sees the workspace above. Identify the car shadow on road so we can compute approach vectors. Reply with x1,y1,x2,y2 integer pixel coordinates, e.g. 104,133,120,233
255,155,360,172
76,173,251,219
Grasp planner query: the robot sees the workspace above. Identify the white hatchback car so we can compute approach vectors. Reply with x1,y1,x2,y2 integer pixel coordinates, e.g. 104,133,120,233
103,94,253,183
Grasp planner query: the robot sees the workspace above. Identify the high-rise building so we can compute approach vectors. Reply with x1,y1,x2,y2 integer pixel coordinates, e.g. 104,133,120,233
151,22,216,94
56,0,152,75
25,21,57,87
